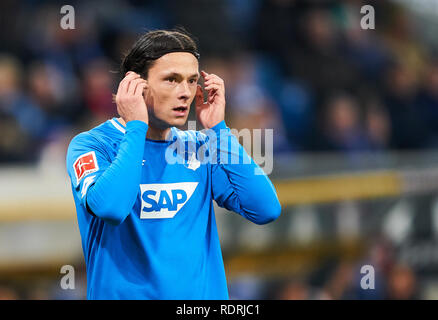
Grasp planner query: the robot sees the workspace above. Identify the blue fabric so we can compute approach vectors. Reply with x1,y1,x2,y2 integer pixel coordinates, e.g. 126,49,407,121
66,118,281,300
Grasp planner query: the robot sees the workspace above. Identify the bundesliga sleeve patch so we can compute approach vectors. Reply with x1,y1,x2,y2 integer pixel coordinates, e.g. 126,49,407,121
73,151,99,184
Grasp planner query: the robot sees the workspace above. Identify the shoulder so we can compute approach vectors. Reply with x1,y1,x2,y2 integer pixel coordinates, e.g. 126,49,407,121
69,119,123,147
67,132,100,157
67,120,121,162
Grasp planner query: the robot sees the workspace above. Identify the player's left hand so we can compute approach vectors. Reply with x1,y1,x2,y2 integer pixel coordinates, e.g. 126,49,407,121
195,71,226,129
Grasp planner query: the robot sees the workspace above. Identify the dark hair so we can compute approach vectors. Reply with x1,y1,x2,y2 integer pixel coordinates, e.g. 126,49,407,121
120,28,199,80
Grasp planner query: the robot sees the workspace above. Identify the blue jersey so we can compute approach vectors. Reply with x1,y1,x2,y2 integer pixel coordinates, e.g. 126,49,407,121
66,118,281,300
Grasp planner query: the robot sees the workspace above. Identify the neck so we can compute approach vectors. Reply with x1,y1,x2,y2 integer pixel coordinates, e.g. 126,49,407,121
117,117,171,141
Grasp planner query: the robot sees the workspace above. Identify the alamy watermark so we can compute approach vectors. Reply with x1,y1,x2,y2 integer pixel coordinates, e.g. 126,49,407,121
60,265,75,290
60,5,75,30
361,5,375,30
360,265,375,290
164,121,274,175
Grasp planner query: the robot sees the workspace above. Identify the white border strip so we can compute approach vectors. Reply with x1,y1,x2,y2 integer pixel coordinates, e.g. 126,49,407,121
110,119,126,134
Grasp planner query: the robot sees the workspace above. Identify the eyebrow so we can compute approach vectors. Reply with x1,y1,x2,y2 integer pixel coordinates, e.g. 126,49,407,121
163,72,199,79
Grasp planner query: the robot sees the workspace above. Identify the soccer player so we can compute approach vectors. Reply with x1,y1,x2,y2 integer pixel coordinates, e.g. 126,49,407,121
66,29,281,299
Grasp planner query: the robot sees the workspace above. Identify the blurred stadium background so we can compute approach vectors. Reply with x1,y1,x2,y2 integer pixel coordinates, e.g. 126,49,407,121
1,0,438,299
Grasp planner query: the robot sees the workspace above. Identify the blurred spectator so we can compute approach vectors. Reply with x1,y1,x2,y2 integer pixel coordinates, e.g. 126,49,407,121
320,93,371,153
254,0,299,61
276,278,323,300
25,281,51,300
386,264,419,300
0,55,47,162
218,52,292,154
352,238,395,300
340,1,392,85
227,53,280,131
167,0,239,56
0,0,437,162
28,60,82,128
228,275,264,300
81,58,117,123
364,99,391,150
417,59,438,148
321,261,356,299
383,61,429,149
278,80,314,151
0,285,19,300
287,8,361,104
381,4,429,84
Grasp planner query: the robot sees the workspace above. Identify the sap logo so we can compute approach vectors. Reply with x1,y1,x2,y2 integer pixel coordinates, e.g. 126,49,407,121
139,182,198,219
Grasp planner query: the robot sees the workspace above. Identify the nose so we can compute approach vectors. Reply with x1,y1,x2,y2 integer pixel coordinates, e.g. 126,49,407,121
177,81,191,100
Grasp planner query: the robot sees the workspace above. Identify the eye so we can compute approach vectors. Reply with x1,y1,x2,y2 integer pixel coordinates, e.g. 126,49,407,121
166,77,176,83
189,78,197,84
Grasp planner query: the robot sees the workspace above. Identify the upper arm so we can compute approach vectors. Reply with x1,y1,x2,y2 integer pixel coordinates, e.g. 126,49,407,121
66,133,111,211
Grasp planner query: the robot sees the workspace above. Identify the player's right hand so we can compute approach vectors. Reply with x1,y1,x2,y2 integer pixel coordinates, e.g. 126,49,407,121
115,71,149,124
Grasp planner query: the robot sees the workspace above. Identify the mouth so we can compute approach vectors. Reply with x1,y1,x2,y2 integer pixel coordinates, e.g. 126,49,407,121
172,106,188,116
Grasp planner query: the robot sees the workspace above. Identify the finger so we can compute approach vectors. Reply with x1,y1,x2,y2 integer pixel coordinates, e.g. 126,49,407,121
123,73,141,93
127,78,143,93
201,70,208,78
125,71,141,79
204,78,224,88
204,80,221,88
118,74,138,96
205,73,223,81
195,84,205,107
202,72,223,83
134,81,148,96
122,72,140,84
204,83,221,91
201,71,215,83
127,78,145,95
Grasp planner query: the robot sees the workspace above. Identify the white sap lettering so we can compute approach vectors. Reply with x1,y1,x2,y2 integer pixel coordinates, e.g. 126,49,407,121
140,182,198,219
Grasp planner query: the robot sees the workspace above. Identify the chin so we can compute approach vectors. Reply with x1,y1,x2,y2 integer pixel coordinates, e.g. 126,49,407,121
169,117,188,128
149,114,187,129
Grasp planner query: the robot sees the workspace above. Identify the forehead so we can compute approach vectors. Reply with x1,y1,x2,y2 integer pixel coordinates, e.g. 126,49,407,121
149,52,199,76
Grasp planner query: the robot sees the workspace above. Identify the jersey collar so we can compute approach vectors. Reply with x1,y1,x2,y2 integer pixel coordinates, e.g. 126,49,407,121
109,118,126,134
109,118,178,142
